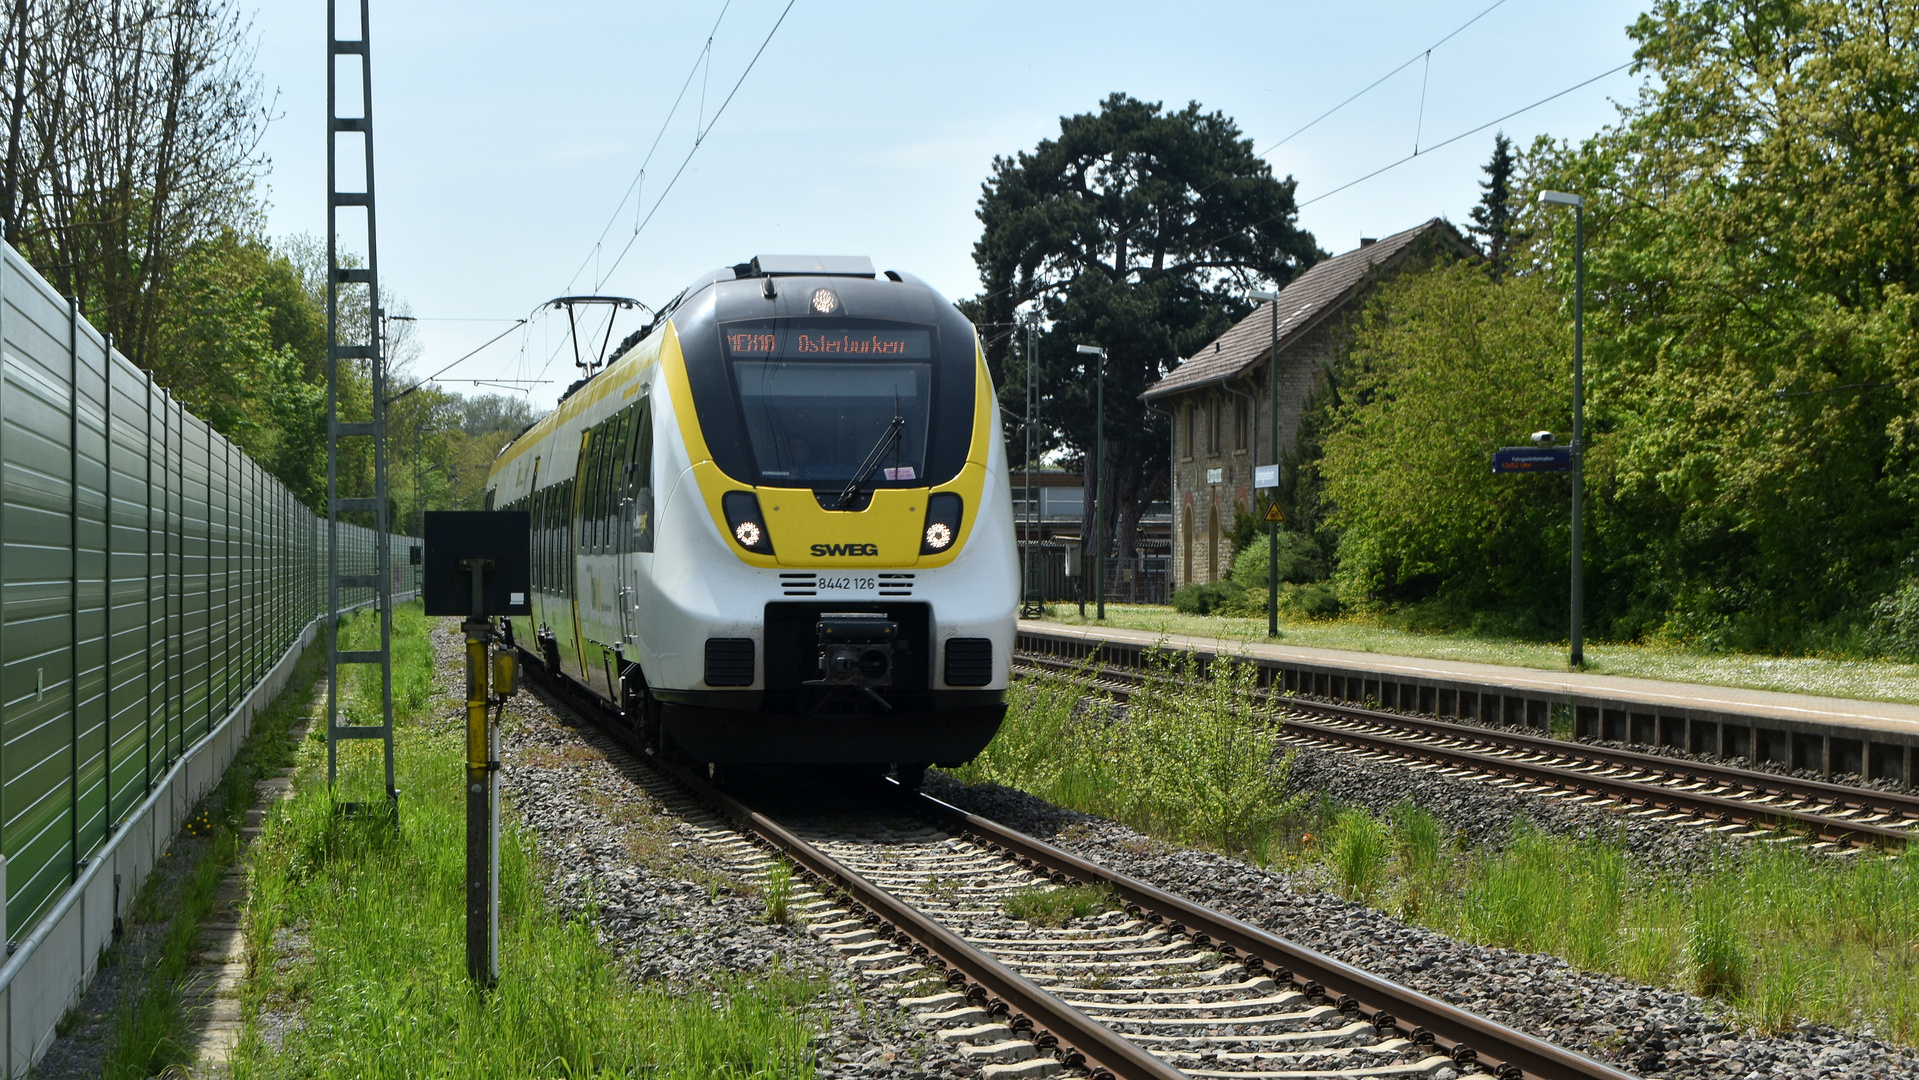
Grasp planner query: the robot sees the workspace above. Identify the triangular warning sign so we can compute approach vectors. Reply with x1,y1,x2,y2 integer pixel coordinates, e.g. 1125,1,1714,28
1264,502,1285,523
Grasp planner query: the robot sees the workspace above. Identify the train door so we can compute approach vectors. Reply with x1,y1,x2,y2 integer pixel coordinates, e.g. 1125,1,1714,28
615,397,653,645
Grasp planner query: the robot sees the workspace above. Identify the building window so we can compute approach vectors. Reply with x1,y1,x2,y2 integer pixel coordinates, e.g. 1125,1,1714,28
1235,397,1249,450
1181,402,1193,458
1207,397,1221,455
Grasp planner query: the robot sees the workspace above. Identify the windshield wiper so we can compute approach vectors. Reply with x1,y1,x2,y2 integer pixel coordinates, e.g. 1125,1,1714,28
836,401,907,510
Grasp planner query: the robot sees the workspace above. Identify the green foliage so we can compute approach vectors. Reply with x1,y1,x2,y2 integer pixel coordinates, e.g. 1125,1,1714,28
1003,884,1116,927
1171,581,1237,616
1515,0,1919,652
952,652,1306,859
1228,531,1325,590
1467,133,1523,280
1320,261,1571,628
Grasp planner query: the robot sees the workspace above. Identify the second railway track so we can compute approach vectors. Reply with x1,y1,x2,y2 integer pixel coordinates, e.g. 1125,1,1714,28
1012,647,1919,851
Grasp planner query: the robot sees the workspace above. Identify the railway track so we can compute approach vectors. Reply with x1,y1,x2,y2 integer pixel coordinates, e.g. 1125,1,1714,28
1012,648,1919,851
524,661,1635,1080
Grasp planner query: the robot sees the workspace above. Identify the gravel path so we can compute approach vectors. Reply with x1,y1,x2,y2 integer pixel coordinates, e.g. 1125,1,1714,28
922,771,1919,1080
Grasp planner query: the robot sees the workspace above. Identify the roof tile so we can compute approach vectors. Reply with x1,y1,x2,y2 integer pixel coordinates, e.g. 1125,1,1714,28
1143,219,1455,400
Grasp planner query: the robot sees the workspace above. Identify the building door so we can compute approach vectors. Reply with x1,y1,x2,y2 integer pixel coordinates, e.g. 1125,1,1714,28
1207,492,1220,582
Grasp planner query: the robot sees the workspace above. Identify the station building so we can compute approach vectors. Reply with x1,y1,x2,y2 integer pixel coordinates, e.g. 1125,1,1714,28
1141,218,1472,588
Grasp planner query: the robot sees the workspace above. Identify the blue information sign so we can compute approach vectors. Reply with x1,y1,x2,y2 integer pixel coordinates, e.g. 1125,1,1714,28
1492,447,1572,474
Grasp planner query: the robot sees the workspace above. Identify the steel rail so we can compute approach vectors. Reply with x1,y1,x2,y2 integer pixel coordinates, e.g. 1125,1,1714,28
1015,653,1915,848
910,790,1638,1080
654,757,1188,1080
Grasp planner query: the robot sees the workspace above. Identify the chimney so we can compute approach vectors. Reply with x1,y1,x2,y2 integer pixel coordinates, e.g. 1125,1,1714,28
1359,237,1377,247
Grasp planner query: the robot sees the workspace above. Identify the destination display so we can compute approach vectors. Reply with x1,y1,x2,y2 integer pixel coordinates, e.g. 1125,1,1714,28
723,321,932,361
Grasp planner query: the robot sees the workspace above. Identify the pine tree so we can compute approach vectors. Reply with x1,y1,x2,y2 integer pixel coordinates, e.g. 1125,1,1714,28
1468,132,1518,280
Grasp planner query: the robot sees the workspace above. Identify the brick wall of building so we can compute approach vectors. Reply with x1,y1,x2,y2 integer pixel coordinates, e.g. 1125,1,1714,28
1168,313,1351,589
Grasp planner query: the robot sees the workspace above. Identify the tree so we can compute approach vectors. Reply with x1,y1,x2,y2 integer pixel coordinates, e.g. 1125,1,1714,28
1521,0,1919,650
973,94,1319,561
1320,261,1570,627
1468,132,1520,280
1,0,267,370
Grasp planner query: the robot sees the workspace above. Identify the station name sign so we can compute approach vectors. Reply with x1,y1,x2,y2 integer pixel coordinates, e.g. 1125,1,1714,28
1491,447,1572,474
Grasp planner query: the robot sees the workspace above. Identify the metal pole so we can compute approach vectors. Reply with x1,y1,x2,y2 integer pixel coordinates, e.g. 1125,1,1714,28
462,558,495,985
1570,204,1585,668
1095,350,1106,620
1267,298,1279,639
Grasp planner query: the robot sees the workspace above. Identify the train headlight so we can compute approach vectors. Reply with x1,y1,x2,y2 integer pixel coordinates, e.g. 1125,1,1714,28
919,492,963,556
721,491,774,554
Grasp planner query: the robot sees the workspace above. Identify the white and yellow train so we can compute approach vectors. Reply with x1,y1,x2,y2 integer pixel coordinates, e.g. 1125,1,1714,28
484,255,1016,782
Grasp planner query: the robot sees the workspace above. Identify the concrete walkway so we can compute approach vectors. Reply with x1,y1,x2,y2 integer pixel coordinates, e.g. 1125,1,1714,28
177,696,310,1076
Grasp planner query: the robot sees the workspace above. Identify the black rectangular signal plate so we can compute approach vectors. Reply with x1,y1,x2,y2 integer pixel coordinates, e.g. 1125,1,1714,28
422,511,532,617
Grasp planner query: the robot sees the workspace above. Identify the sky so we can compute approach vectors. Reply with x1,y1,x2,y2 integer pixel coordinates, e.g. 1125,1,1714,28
248,0,1650,412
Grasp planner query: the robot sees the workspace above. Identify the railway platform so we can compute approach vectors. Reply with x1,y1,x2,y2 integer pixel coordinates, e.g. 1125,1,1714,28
1019,621,1919,786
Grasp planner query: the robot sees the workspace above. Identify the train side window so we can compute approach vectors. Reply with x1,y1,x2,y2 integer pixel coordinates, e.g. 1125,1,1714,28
562,478,576,596
598,410,630,550
581,425,606,553
531,487,545,591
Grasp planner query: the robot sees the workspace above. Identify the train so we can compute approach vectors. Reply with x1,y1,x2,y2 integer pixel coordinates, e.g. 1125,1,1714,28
483,255,1017,784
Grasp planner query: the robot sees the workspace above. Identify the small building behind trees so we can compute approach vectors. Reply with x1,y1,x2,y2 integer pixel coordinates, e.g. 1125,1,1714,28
1142,218,1471,588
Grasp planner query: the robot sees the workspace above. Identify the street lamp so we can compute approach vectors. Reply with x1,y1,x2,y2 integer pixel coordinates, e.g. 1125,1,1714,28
1076,344,1108,620
1540,189,1585,668
1250,288,1280,638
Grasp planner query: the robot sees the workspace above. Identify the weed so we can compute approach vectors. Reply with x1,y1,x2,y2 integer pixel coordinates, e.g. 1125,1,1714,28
1327,809,1389,903
1003,884,1115,927
920,875,961,904
953,648,1306,860
763,860,793,925
1687,886,1749,997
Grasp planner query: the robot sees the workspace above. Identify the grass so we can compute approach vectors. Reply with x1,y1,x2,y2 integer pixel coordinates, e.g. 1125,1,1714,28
1037,603,1919,705
967,663,1919,1043
97,622,327,1080
1334,808,1919,1042
1003,884,1117,927
233,601,823,1080
950,649,1306,860
763,860,793,925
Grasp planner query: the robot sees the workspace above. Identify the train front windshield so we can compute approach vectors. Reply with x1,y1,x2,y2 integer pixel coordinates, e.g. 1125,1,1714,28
723,319,934,491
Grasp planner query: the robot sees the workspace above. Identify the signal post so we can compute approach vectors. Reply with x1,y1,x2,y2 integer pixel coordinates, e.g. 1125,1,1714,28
424,511,531,986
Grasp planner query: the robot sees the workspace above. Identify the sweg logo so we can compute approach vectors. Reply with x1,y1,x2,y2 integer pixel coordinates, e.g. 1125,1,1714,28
811,543,879,557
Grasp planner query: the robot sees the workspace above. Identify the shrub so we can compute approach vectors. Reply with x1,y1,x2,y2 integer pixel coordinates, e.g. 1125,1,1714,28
1228,531,1325,590
1172,580,1241,615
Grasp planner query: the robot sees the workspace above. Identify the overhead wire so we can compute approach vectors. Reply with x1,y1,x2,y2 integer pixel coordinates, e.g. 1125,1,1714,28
592,0,796,290
1296,59,1633,208
564,0,736,294
1253,0,1514,158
